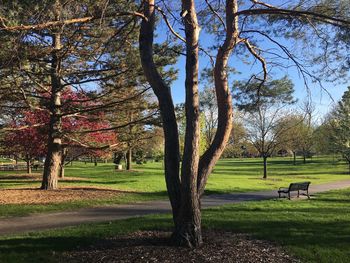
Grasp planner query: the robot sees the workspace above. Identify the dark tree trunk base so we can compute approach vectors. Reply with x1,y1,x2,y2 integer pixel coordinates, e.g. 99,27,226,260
171,223,203,248
40,180,58,190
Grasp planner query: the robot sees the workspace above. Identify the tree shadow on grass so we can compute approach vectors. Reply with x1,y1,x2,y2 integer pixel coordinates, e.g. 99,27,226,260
0,217,172,256
203,207,350,251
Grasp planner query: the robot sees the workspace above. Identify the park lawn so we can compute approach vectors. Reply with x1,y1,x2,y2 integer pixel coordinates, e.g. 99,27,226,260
0,188,349,263
0,158,12,163
0,156,349,217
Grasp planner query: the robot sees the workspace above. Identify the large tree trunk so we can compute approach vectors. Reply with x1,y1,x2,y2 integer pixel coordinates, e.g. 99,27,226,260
139,0,181,226
172,0,202,247
139,0,238,248
42,134,62,189
41,3,62,190
197,1,238,196
41,92,62,189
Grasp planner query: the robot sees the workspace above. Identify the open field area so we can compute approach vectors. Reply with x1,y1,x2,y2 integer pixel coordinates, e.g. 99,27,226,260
0,188,349,263
0,156,349,218
1,2,350,261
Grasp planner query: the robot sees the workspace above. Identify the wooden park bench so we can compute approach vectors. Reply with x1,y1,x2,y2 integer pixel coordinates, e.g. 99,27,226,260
32,163,44,170
278,181,311,200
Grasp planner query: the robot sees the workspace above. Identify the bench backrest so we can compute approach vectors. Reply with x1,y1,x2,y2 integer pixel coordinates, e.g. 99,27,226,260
289,181,310,191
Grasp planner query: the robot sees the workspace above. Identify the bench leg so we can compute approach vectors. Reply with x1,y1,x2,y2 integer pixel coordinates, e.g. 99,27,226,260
288,192,291,200
307,190,310,199
297,190,300,198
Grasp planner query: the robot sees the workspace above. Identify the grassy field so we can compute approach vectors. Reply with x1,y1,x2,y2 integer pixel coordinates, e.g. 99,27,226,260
0,188,349,263
0,156,349,217
0,157,14,163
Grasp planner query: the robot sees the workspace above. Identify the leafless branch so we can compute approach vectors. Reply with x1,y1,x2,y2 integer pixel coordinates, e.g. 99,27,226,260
205,0,227,31
236,8,350,28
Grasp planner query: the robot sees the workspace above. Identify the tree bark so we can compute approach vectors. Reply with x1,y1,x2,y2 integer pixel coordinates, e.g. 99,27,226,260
126,147,132,170
197,0,238,196
59,148,67,178
171,0,202,247
140,0,181,228
59,164,65,178
26,155,31,174
41,2,62,190
263,156,268,179
139,0,238,248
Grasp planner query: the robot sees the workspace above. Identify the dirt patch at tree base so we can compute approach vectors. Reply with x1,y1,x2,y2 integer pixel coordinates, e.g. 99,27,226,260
0,187,122,204
62,230,299,263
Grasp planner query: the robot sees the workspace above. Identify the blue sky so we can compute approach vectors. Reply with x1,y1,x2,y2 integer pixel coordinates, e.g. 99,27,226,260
166,33,348,122
152,1,349,122
170,54,348,122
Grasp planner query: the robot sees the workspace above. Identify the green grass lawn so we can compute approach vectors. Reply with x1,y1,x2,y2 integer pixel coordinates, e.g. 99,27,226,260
0,188,349,263
0,156,349,217
0,157,15,163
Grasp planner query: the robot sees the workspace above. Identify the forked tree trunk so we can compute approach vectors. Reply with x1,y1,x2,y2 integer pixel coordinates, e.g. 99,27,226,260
197,1,237,197
140,0,181,230
41,5,63,190
139,0,236,248
173,0,202,247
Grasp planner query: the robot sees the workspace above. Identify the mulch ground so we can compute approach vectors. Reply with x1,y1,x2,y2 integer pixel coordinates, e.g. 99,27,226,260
62,230,299,263
0,172,123,204
0,187,122,204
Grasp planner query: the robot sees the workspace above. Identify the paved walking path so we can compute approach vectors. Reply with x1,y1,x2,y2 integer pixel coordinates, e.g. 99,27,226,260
1,179,350,236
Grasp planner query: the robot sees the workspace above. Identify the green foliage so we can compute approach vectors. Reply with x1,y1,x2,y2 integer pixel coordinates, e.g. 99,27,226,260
275,113,315,158
330,86,350,167
233,76,296,113
313,118,338,155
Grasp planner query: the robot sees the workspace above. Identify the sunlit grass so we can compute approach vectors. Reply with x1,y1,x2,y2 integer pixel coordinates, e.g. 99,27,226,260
1,188,349,263
0,156,349,217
